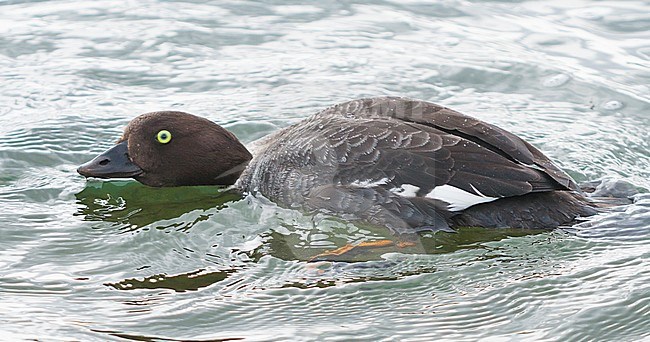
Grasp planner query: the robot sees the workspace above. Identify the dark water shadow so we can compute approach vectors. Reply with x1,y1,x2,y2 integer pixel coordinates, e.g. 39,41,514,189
106,268,238,293
90,328,243,342
74,180,242,231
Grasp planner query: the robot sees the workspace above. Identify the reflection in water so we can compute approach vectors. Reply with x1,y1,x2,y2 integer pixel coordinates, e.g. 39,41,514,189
77,180,551,292
75,180,242,231
76,180,549,263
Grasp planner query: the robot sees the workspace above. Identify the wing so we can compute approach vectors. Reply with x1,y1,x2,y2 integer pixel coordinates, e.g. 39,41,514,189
314,97,577,211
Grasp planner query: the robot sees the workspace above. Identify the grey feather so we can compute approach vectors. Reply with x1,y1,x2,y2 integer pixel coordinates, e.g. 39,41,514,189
237,97,591,232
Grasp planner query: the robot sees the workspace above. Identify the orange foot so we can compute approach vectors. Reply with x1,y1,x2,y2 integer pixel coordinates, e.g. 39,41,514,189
309,239,416,262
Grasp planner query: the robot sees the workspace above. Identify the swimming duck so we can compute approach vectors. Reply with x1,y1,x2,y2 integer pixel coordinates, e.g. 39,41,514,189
78,96,596,234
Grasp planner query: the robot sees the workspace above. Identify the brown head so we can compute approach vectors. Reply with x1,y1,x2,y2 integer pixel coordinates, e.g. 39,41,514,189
77,111,252,187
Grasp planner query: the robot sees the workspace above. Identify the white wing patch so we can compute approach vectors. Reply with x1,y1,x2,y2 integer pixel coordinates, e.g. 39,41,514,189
390,184,420,197
426,184,498,211
350,177,390,187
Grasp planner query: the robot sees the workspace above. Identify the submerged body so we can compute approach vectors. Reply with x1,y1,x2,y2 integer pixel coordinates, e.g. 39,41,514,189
78,97,596,233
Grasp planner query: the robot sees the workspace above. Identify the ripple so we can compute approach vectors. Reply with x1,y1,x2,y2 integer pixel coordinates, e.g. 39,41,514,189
542,73,571,87
602,99,625,110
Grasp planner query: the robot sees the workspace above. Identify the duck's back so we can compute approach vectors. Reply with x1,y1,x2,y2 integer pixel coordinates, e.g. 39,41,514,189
237,97,595,233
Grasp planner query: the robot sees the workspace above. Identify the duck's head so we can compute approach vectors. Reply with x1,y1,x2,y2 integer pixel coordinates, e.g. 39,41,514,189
77,111,252,187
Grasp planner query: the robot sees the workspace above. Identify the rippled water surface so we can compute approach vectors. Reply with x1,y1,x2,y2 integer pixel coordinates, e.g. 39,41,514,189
1,0,649,341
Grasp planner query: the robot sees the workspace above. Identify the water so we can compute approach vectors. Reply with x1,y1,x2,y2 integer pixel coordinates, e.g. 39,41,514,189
1,0,649,340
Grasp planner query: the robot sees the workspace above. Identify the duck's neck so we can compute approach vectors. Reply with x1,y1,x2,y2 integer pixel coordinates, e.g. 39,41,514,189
215,159,251,185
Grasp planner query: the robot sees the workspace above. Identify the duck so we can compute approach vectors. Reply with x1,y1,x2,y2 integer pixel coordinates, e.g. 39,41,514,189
77,96,597,234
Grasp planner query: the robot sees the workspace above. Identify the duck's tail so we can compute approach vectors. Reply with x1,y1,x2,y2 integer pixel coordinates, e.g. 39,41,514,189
579,177,637,208
450,178,638,229
450,191,598,229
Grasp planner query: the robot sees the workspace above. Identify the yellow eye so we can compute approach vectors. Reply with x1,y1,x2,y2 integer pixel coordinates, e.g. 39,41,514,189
156,130,172,144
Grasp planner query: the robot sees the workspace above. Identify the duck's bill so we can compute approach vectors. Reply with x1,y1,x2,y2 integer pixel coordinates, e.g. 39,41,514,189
77,141,143,179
